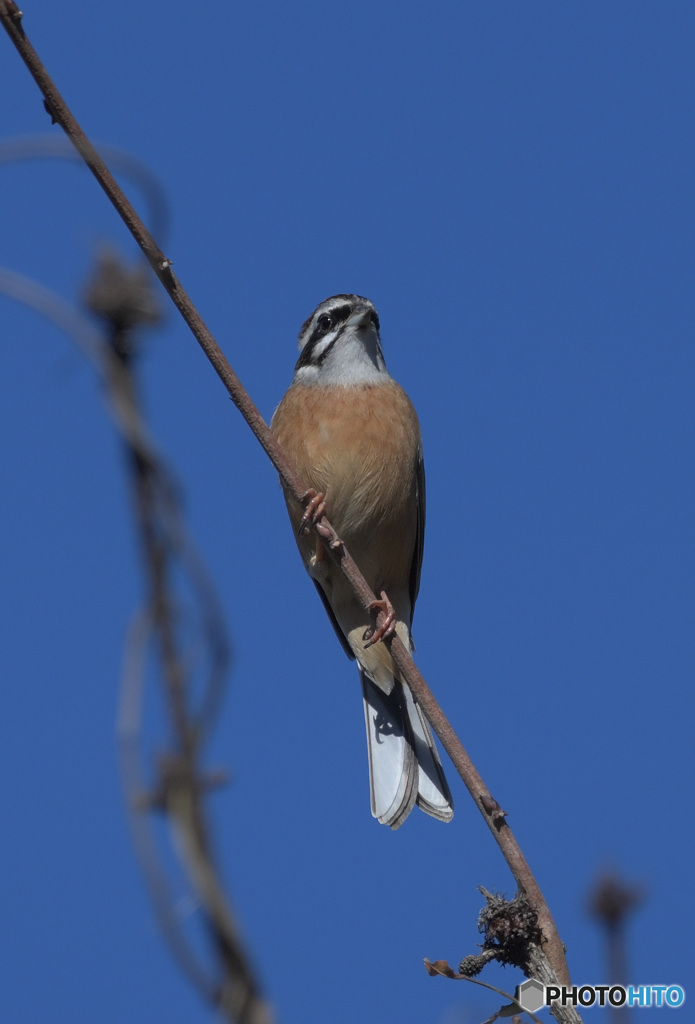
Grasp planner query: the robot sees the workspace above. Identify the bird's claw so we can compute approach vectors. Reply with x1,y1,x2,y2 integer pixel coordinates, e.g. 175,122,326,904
363,591,396,648
298,489,343,550
298,489,327,535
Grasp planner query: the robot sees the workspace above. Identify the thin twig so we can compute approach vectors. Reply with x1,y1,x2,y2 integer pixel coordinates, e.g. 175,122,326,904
0,1,573,1004
425,959,545,1023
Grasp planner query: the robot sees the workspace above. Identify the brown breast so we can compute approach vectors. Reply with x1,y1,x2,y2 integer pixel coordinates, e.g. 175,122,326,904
271,379,421,597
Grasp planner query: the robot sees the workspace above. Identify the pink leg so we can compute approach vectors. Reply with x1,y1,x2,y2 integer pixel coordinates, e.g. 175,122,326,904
297,489,326,535
298,489,343,550
363,591,396,648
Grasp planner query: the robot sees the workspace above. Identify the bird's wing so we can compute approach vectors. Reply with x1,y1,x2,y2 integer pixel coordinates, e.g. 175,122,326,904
312,579,355,660
408,449,426,626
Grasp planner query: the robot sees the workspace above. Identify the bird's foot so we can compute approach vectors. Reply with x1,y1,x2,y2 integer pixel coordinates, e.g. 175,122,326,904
363,591,396,648
298,489,326,534
298,489,342,549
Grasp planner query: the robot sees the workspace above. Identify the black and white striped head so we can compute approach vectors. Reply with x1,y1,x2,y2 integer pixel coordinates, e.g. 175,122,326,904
294,294,389,386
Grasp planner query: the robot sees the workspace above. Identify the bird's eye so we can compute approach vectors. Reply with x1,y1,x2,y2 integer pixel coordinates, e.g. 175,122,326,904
317,313,333,333
370,311,380,331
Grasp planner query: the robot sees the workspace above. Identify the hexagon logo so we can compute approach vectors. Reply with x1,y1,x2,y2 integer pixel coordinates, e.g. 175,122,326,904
517,978,546,1014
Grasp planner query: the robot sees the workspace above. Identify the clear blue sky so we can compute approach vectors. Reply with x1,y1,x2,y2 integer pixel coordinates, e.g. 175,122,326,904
1,3,693,1022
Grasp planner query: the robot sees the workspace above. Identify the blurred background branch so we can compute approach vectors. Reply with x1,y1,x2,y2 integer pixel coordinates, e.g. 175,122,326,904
0,247,272,1024
588,869,645,1024
0,134,170,243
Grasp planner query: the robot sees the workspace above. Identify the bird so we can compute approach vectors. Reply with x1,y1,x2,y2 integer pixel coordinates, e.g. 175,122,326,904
271,294,453,829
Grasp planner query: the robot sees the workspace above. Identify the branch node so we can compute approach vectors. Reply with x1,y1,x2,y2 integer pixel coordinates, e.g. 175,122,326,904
42,97,58,124
479,793,508,829
6,0,22,23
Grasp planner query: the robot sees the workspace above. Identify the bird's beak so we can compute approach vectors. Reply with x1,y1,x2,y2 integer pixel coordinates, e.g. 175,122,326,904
347,309,374,330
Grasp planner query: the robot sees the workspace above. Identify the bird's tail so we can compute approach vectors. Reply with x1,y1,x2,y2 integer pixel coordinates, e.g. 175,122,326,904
360,670,453,829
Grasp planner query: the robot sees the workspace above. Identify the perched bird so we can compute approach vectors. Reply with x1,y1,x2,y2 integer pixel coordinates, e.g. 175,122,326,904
271,295,453,829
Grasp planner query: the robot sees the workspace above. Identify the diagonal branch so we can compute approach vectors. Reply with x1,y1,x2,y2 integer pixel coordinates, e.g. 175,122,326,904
0,3,577,1011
